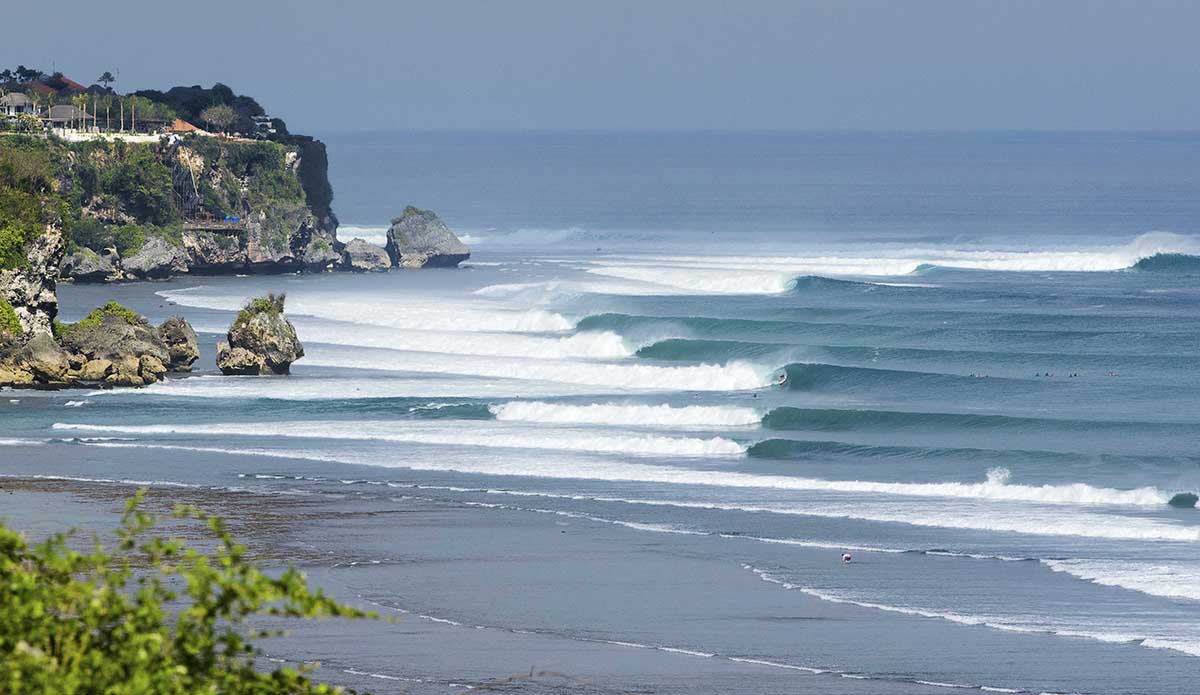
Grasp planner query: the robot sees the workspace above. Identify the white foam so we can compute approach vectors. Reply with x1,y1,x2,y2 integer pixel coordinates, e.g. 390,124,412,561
158,288,573,334
112,373,611,399
59,438,1200,544
745,564,1200,657
301,345,773,391
52,422,1181,509
293,322,632,360
0,438,44,446
336,225,389,247
1043,559,1200,602
54,421,746,458
489,401,762,427
581,233,1200,295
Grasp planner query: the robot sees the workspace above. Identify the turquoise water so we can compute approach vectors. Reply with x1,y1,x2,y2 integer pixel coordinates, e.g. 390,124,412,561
4,131,1200,693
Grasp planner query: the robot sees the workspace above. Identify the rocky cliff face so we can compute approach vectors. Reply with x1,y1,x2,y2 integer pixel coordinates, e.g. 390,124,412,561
2,225,64,336
52,133,343,281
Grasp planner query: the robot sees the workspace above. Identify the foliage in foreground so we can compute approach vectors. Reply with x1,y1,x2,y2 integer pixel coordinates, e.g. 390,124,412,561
0,490,373,694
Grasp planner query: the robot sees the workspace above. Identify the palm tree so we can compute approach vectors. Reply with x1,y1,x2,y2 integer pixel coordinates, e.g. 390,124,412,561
119,95,125,132
71,94,87,130
97,94,112,132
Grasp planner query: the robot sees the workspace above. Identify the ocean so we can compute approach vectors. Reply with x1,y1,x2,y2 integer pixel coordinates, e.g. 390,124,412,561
3,131,1200,693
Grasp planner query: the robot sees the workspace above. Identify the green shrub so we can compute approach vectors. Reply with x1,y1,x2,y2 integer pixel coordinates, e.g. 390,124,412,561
64,302,143,334
234,293,286,329
0,490,372,694
0,140,52,270
0,300,21,338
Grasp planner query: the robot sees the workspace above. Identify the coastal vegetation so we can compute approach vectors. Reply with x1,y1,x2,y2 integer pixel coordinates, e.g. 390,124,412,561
0,299,20,337
0,490,372,694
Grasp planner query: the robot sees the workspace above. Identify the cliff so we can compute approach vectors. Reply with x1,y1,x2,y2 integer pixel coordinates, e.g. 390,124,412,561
40,133,343,279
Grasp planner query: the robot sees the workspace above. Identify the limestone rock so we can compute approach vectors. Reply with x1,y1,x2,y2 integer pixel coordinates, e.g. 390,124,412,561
61,247,122,283
1,225,65,336
216,294,303,375
77,358,114,381
344,238,391,272
123,237,189,280
214,343,265,375
384,207,470,268
16,333,70,384
157,316,200,371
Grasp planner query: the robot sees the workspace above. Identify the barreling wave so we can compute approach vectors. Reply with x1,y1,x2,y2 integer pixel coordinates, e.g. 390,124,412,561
489,401,762,427
1132,253,1200,273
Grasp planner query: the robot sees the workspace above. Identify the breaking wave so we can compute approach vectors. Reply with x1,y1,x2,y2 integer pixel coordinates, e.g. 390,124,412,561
489,401,762,427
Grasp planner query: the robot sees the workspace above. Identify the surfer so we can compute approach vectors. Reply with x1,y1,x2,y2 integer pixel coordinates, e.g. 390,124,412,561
776,372,788,386
841,553,852,564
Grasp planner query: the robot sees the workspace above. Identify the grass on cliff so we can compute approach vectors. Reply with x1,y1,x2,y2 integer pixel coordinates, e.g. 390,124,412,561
0,300,21,338
0,490,373,694
234,293,286,330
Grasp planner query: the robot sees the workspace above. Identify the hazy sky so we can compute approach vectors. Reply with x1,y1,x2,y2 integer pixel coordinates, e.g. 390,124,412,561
5,1,1198,132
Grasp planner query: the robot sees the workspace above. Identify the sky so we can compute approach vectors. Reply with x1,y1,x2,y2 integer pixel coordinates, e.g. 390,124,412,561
4,0,1199,133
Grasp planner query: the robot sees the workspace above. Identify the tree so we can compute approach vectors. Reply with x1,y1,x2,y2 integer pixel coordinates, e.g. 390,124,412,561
200,103,237,134
97,94,113,131
97,70,116,89
71,93,88,130
0,490,375,693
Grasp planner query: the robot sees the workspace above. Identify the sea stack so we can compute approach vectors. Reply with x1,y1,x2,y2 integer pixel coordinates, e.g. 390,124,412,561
216,293,304,375
384,206,470,268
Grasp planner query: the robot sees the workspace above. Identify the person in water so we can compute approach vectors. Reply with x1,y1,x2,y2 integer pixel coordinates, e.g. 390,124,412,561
841,553,852,564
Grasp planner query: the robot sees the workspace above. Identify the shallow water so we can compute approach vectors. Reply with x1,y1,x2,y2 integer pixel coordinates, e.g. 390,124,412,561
4,131,1200,693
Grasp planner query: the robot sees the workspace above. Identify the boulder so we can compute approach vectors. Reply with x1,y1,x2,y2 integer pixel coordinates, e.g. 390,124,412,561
343,238,391,272
77,358,114,382
60,247,122,283
123,237,189,280
15,333,70,384
157,316,200,371
216,293,304,375
384,207,470,268
301,235,343,272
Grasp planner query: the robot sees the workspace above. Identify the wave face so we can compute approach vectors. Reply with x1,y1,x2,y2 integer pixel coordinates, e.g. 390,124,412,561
1133,252,1200,273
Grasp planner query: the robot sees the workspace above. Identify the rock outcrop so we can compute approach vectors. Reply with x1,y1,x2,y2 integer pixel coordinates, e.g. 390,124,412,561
60,247,122,283
384,207,470,268
56,303,195,386
216,293,303,375
2,226,65,336
157,316,200,371
343,238,391,272
123,237,189,280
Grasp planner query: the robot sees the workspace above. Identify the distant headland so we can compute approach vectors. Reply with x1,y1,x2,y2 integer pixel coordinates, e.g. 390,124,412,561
0,65,469,282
